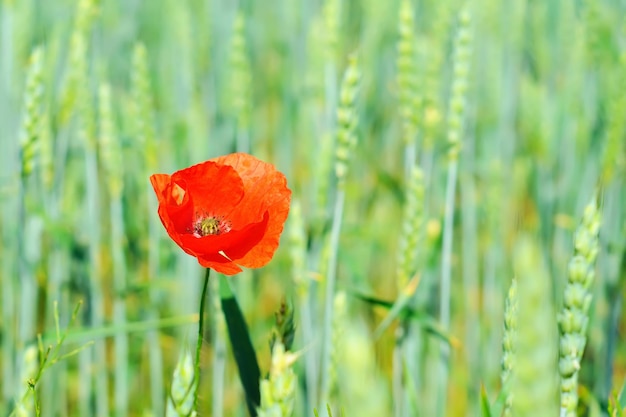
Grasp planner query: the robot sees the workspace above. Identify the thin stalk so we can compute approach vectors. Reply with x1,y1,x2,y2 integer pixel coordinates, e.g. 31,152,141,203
18,172,36,371
111,196,128,417
324,61,338,135
460,140,479,412
77,340,92,417
482,240,498,382
317,8,339,406
193,267,211,410
85,141,109,417
299,288,317,413
0,24,17,393
40,122,72,417
147,200,164,417
404,143,416,180
440,160,458,328
38,314,199,346
15,176,34,412
438,158,458,416
319,188,345,404
1,196,17,410
438,16,471,412
402,325,421,417
287,198,315,413
211,276,226,417
41,245,70,416
393,326,405,417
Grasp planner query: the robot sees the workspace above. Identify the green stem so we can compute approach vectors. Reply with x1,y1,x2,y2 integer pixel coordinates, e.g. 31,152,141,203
320,187,345,403
439,157,458,417
193,268,211,411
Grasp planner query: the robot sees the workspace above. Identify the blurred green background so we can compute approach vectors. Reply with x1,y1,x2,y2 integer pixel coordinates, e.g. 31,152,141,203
0,0,625,416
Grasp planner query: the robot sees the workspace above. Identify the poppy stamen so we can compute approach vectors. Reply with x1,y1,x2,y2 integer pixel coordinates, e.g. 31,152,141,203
193,215,231,237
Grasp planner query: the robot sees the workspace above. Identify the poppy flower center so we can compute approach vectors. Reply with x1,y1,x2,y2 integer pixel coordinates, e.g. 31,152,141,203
193,215,232,237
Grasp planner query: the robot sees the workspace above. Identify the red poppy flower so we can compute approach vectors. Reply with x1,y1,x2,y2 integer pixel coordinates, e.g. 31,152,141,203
150,153,291,275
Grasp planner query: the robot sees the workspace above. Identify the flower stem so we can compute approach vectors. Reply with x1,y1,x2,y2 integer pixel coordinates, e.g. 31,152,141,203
194,268,211,410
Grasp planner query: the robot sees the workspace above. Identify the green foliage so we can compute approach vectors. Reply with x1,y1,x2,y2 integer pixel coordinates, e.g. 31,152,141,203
8,302,91,417
1,1,626,416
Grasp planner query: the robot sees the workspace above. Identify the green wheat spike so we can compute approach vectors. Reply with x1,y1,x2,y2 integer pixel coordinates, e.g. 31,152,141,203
396,165,425,289
38,112,53,191
334,54,361,187
512,236,559,417
258,342,298,417
322,0,340,63
58,0,96,126
446,8,472,162
228,12,252,133
131,43,157,170
74,35,96,149
501,278,518,417
98,83,123,199
558,195,601,416
271,299,296,353
19,46,44,180
166,349,197,417
397,0,420,147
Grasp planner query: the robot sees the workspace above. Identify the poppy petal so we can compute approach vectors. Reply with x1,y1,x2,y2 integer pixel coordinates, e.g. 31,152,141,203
171,161,245,218
178,212,268,260
199,258,243,275
150,174,172,199
214,153,291,268
178,212,269,275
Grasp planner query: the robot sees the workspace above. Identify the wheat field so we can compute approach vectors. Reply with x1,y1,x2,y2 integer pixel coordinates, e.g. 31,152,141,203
0,0,625,416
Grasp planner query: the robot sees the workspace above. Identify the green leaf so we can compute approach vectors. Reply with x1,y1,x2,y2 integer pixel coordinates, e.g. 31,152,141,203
479,384,493,417
490,382,506,417
372,277,419,338
219,275,261,417
352,291,457,347
618,377,626,413
609,389,624,417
